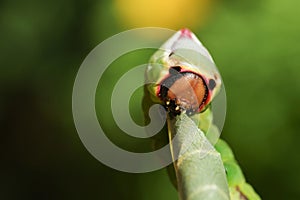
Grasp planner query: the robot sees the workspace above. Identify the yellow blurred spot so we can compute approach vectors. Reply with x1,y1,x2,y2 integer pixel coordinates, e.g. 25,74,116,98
114,0,212,29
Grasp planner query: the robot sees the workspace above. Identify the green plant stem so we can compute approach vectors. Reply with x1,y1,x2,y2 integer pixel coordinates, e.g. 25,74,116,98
168,114,230,200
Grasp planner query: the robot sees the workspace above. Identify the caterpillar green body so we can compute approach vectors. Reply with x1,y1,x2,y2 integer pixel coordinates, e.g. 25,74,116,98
144,28,261,200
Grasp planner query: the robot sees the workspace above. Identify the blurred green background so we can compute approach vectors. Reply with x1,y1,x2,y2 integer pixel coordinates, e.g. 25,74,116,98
1,0,300,199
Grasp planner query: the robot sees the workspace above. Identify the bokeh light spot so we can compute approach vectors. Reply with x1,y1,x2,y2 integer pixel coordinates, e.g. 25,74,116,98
114,0,213,29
